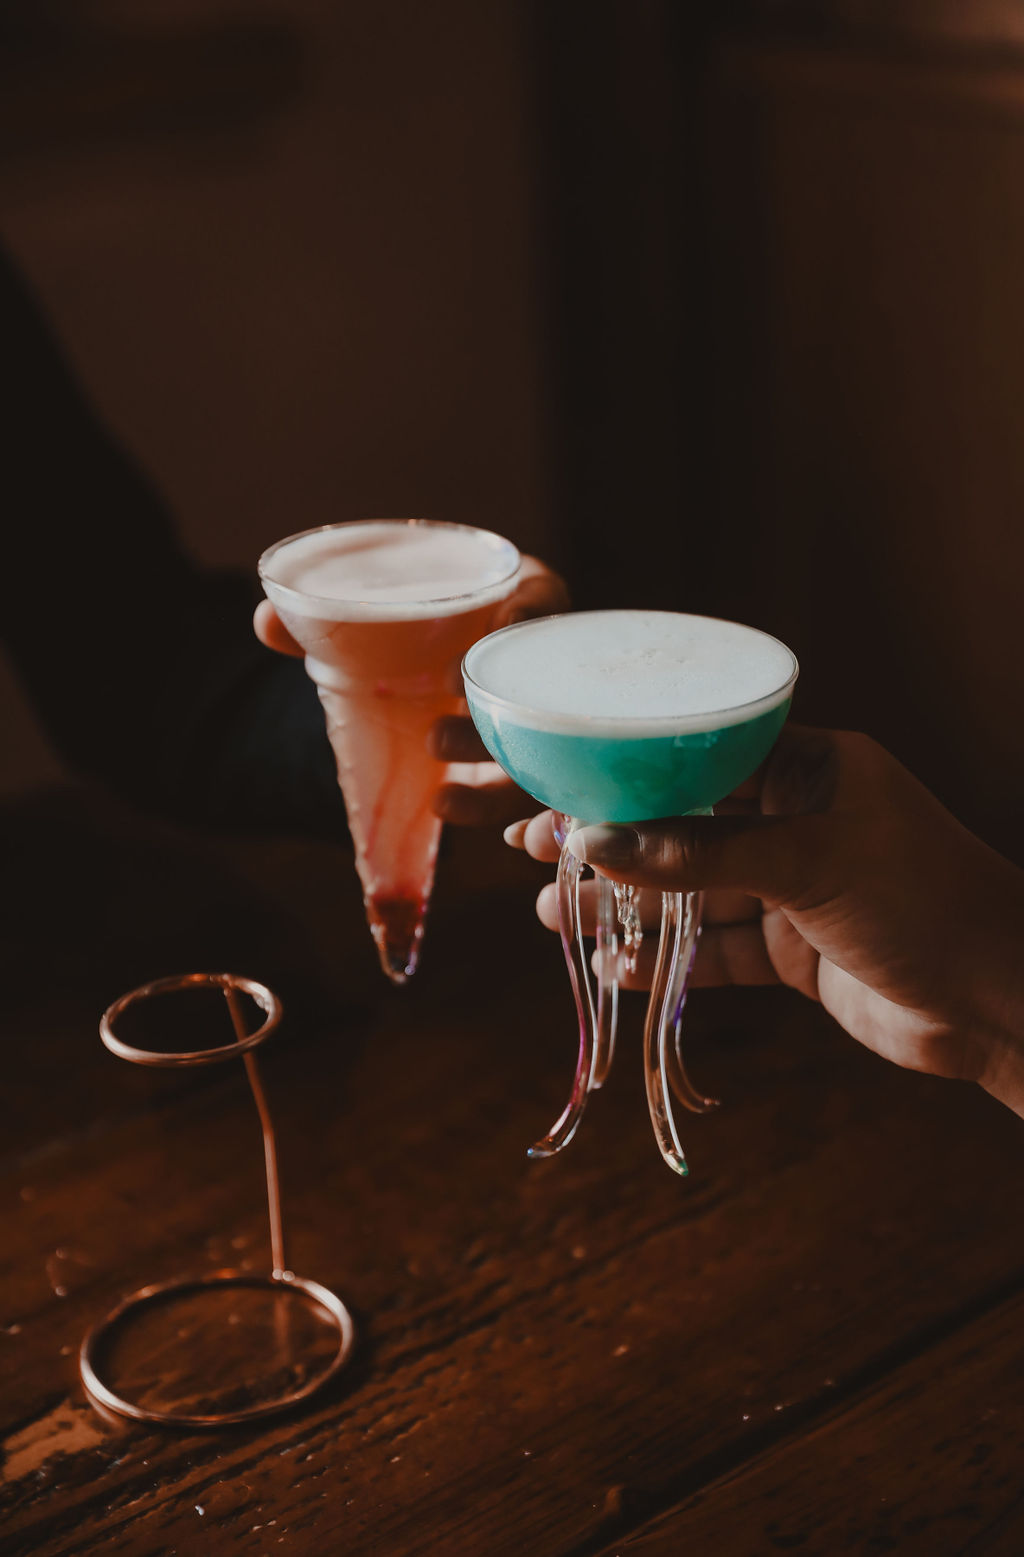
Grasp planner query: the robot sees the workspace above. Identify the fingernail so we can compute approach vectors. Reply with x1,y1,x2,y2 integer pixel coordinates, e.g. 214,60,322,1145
503,821,526,846
565,825,641,866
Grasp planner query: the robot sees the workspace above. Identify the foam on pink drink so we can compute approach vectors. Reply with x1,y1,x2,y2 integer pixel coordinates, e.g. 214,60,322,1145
259,521,520,982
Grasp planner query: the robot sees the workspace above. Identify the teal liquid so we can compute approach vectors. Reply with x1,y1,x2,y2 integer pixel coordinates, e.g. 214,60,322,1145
465,696,791,823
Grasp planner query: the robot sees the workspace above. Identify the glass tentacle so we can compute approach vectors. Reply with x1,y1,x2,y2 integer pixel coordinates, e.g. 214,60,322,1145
528,815,597,1157
643,890,690,1174
592,874,620,1090
666,890,719,1114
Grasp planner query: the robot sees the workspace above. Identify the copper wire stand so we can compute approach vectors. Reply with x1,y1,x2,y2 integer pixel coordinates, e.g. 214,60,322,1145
79,973,355,1428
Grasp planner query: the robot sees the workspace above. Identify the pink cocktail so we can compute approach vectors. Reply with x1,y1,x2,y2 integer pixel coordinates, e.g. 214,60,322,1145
259,520,521,983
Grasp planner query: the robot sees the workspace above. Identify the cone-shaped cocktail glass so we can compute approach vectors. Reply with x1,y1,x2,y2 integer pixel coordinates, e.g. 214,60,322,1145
260,521,521,983
464,610,798,1174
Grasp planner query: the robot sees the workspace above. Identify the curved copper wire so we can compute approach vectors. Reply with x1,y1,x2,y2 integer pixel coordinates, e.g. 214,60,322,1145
81,972,355,1427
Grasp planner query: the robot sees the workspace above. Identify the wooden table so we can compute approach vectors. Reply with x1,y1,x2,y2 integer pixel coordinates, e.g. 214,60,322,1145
3,791,1024,1555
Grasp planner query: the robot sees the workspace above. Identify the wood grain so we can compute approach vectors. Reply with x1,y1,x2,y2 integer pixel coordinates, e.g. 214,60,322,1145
3,847,1024,1554
600,1288,1024,1555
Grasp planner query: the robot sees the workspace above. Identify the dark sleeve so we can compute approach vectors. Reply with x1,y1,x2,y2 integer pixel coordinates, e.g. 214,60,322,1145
0,244,345,838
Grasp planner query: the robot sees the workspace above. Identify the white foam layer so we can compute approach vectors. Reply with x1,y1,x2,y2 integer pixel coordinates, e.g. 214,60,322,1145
464,611,798,734
259,521,521,621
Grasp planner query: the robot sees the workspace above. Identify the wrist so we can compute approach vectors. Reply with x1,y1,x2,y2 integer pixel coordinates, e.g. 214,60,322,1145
964,862,1024,1119
978,1031,1024,1120
973,932,1024,1115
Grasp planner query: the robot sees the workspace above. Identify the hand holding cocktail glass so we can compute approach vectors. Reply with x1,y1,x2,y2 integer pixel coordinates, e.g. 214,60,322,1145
256,522,567,981
464,610,798,1175
510,723,1024,1129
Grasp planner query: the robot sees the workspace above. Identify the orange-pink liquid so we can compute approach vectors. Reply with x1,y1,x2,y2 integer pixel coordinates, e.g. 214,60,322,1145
275,598,502,981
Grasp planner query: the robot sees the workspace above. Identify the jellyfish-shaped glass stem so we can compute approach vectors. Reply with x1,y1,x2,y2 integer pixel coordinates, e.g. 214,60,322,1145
530,817,720,1166
643,888,720,1176
528,814,597,1156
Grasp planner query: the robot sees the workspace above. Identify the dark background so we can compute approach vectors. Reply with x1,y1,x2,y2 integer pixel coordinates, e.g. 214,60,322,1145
6,15,1024,1544
5,0,1024,857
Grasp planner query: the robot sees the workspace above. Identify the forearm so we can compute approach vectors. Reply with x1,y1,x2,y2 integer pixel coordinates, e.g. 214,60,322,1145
1,242,344,838
160,623,346,838
8,554,344,837
979,1034,1024,1120
968,874,1024,1120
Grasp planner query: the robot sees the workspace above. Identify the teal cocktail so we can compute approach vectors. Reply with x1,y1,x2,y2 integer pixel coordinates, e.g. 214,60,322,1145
467,686,790,824
463,610,798,1175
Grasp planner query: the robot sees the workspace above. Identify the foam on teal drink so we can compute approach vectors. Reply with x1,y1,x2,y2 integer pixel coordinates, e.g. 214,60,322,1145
463,610,798,823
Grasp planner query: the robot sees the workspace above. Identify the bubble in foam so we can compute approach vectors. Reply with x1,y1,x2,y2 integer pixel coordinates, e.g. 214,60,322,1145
465,610,797,734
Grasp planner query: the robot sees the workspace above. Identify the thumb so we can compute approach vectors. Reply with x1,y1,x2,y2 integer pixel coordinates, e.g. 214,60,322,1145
565,812,832,909
253,600,305,658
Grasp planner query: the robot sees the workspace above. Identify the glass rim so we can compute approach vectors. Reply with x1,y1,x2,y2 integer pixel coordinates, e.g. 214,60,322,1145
258,519,522,614
462,609,800,734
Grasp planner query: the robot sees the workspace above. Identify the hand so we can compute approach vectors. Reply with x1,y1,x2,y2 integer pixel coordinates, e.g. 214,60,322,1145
254,553,569,829
504,727,1024,1119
